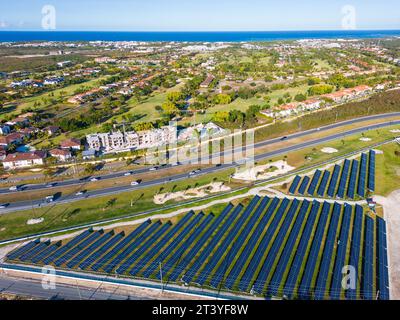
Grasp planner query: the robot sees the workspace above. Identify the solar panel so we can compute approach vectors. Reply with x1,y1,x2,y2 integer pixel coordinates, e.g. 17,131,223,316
297,202,333,299
376,217,390,300
142,212,205,278
347,160,359,199
317,171,330,197
289,176,301,194
283,201,321,298
19,241,51,262
327,165,341,198
312,203,341,300
298,176,311,195
91,220,151,272
79,232,124,270
159,213,214,281
307,170,322,196
181,204,243,284
31,241,62,264
54,230,103,267
337,160,351,199
195,196,262,286
107,221,165,274
115,222,170,274
367,150,376,192
43,229,94,265
327,203,352,300
346,205,363,300
253,199,301,294
66,231,114,269
129,211,196,276
167,203,234,282
357,153,368,197
267,200,312,296
238,198,290,292
362,216,374,300
6,239,41,261
224,198,280,290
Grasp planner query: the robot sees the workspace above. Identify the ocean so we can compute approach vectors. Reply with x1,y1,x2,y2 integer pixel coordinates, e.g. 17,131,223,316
0,30,400,42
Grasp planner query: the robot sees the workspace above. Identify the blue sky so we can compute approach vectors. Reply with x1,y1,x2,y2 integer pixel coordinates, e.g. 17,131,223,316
0,0,399,31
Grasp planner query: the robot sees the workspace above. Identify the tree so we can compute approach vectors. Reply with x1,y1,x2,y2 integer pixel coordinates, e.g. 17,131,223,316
308,84,334,96
161,101,179,116
294,93,307,102
213,94,232,105
166,91,183,103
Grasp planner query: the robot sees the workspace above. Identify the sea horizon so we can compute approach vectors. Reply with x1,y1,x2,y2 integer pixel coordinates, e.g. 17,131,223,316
1,29,400,42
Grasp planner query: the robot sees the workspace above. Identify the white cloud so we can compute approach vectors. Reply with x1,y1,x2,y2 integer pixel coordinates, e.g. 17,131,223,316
0,21,9,28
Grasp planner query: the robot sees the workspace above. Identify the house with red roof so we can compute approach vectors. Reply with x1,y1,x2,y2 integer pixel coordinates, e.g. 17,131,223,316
2,151,47,169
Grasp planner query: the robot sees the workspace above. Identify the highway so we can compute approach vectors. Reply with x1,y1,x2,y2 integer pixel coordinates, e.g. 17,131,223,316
1,112,399,196
0,114,399,213
0,275,146,300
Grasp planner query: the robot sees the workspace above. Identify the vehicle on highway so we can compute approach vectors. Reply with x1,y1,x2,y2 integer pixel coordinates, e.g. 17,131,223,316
281,136,288,141
9,186,20,191
75,190,87,196
0,203,9,209
130,181,141,186
45,195,54,203
149,167,158,171
46,183,57,188
90,177,100,182
124,172,132,176
189,171,196,176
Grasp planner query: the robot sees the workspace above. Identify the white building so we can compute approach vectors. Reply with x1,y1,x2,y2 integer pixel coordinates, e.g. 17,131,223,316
2,151,46,169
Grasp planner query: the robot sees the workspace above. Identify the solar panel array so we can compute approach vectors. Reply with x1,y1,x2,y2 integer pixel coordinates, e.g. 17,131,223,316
288,151,376,200
6,195,389,300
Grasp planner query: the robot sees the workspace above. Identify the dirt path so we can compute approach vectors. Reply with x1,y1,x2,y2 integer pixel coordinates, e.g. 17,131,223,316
375,190,400,300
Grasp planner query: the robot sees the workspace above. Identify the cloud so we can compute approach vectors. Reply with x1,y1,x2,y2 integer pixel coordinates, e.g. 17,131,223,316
0,21,9,28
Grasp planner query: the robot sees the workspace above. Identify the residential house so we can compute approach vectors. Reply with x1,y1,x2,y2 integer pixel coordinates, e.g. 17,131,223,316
2,151,47,169
45,126,60,136
49,148,72,162
0,132,25,147
60,138,81,151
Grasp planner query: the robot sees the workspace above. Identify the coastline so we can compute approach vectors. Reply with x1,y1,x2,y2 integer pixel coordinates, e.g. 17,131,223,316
1,30,400,42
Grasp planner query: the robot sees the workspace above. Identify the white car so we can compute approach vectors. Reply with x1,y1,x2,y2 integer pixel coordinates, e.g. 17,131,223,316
9,186,19,191
90,177,99,182
131,181,140,186
0,204,8,209
189,171,196,176
75,191,85,196
149,167,158,171
124,172,132,176
45,195,54,203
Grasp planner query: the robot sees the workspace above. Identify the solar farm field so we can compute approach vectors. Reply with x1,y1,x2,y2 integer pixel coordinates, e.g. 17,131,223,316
288,150,376,200
5,194,389,300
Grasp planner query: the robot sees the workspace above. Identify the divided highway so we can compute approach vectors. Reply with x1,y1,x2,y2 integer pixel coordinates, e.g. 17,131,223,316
1,113,400,214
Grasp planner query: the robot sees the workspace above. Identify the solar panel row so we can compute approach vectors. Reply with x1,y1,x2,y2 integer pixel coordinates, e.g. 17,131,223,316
167,203,234,282
328,204,352,300
376,217,390,300
238,199,290,292
291,151,374,200
7,193,388,300
317,171,330,197
308,170,322,196
91,220,151,272
209,196,268,289
362,216,375,300
143,212,204,278
224,198,280,290
346,205,363,300
253,199,301,294
267,200,312,296
283,201,321,298
289,176,301,194
181,204,243,284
